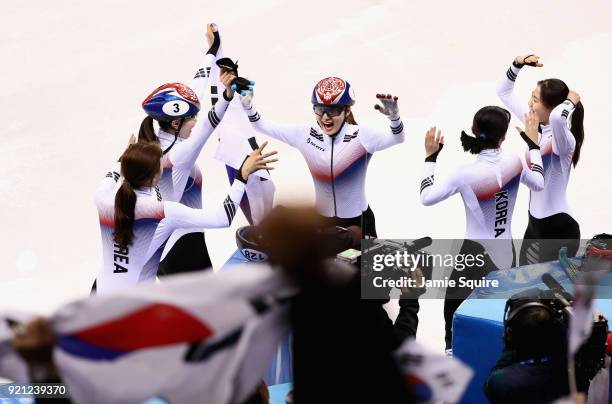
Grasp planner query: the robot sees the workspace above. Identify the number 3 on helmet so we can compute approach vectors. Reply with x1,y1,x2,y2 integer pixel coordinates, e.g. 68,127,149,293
142,83,201,121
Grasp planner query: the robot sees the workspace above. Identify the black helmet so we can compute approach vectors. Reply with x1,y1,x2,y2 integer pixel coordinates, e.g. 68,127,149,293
236,226,269,262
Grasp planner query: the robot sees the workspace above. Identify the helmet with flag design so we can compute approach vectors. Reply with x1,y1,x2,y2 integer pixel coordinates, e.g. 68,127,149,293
311,76,356,106
142,83,201,121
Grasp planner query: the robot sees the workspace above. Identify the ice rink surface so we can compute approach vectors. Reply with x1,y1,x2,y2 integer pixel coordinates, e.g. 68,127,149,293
1,0,611,352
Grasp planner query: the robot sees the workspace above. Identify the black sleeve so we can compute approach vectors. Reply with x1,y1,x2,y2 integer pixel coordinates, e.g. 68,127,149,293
206,31,221,56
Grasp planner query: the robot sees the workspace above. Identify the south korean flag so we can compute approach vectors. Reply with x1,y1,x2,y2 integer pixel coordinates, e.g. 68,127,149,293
395,338,473,403
53,264,294,404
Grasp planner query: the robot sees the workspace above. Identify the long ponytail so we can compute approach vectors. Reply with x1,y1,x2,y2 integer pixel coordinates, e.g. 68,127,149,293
538,78,585,167
570,101,584,167
113,181,137,248
113,142,163,249
138,116,158,143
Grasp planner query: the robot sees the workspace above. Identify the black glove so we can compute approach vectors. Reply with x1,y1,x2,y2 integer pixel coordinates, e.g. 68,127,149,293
216,58,254,94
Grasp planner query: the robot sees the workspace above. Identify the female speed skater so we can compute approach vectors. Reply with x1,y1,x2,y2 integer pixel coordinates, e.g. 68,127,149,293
238,77,418,338
419,106,545,350
239,77,406,238
137,23,238,276
94,138,276,295
497,54,584,265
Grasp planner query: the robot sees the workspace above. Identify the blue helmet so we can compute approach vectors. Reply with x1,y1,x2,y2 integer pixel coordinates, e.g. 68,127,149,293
311,76,355,106
142,82,200,121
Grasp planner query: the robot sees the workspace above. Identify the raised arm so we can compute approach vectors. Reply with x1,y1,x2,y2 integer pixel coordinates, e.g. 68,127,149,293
516,112,545,191
164,142,278,229
239,89,307,148
163,180,246,229
188,23,221,97
167,85,233,172
419,128,459,206
167,23,235,173
359,94,406,153
549,97,577,157
496,54,542,123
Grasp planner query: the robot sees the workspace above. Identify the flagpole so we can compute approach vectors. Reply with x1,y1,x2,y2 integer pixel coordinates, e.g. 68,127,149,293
568,354,578,395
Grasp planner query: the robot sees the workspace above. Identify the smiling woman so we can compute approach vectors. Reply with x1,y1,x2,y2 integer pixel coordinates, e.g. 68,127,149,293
311,76,358,134
238,76,406,238
496,54,584,266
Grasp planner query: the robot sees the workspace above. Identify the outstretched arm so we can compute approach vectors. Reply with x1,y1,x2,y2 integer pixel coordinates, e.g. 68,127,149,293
163,181,246,229
163,142,278,228
167,71,235,171
359,94,406,153
239,89,308,148
496,54,542,123
168,23,236,171
188,23,222,99
163,24,237,201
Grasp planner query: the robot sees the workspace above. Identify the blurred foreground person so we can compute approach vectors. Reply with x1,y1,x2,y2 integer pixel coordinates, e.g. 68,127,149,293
259,207,439,403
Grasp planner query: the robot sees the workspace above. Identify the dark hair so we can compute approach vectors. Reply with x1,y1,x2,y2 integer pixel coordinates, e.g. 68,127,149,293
538,79,584,167
242,381,270,404
137,116,175,143
461,106,511,154
512,306,564,358
344,107,357,125
113,143,163,249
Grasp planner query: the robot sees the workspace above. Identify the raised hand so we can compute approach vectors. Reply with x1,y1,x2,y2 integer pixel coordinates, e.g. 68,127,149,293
205,23,218,48
240,141,278,180
425,127,444,157
220,70,237,98
125,133,136,148
514,54,544,68
238,87,254,109
374,94,400,118
516,110,540,149
567,90,580,105
205,23,220,56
